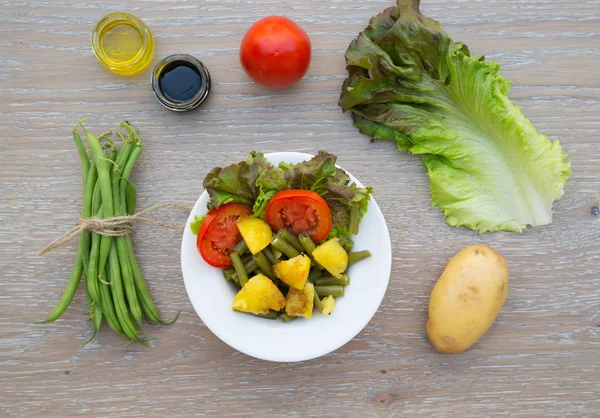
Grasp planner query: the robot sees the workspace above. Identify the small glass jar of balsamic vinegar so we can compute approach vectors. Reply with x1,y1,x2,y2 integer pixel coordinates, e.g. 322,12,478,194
151,54,212,112
92,12,154,76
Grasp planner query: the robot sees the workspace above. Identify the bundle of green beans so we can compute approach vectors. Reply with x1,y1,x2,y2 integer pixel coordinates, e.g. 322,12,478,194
36,120,178,346
223,227,372,322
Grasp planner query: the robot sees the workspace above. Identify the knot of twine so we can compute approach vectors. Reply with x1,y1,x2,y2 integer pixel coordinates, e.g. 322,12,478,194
38,203,193,256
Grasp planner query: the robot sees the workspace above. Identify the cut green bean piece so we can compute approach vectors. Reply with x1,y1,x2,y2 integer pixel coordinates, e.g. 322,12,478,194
271,237,300,259
270,245,283,260
280,313,295,322
313,292,324,313
307,268,323,284
262,246,279,265
239,310,278,320
276,229,304,252
315,284,344,297
299,232,323,269
298,232,317,254
223,268,236,281
253,252,275,280
338,236,354,252
230,252,248,287
244,258,257,272
233,240,248,256
349,203,359,235
347,250,372,266
315,274,349,286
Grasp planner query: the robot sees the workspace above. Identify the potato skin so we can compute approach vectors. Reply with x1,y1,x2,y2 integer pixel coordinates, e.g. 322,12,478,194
427,244,508,354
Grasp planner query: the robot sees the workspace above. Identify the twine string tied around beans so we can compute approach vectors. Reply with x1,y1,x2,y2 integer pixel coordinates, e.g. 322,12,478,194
38,202,193,256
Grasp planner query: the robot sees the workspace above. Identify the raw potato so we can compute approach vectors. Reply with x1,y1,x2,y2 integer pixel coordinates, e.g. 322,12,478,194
427,244,509,354
232,274,285,315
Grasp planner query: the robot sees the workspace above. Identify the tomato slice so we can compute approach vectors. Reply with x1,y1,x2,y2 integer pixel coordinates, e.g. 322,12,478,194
196,203,253,268
265,190,332,243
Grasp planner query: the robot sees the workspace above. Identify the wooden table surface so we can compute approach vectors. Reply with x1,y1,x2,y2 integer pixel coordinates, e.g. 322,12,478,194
2,0,599,416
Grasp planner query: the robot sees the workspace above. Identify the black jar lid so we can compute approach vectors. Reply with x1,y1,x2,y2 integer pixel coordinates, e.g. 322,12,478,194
151,54,211,112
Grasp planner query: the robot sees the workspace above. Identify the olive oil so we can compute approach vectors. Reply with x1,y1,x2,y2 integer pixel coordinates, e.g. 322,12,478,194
101,23,143,63
92,12,154,76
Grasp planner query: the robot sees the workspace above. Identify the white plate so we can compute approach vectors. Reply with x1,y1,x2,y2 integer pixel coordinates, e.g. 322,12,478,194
181,152,392,362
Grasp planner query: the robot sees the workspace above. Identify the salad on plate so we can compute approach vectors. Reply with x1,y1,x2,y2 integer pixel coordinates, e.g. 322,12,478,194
190,151,374,322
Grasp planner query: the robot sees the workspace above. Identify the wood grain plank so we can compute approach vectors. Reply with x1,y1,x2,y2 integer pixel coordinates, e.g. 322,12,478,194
1,0,599,416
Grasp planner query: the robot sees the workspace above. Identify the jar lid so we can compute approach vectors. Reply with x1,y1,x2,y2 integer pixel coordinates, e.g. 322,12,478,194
151,54,211,112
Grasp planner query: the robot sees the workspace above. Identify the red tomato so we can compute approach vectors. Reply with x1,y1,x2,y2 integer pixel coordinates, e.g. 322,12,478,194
265,190,332,243
196,203,253,268
240,16,311,89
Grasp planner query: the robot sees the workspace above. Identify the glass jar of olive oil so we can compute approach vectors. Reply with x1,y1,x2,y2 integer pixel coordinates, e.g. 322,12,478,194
92,12,154,76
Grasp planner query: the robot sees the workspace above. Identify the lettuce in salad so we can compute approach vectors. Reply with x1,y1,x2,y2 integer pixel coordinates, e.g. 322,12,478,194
339,0,571,233
202,151,373,239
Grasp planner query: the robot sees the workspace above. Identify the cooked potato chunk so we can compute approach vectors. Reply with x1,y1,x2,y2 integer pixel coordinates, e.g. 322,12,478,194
273,254,311,290
236,217,272,254
232,274,285,315
312,238,348,278
285,282,314,318
321,295,336,315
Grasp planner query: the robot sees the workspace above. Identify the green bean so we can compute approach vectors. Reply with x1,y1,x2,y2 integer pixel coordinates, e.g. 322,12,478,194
82,302,103,347
80,161,98,276
73,118,90,188
271,237,300,259
34,243,85,324
262,246,278,265
349,203,359,235
126,181,136,215
232,240,248,256
298,232,317,254
227,257,258,283
99,267,126,338
347,250,372,266
270,245,283,260
240,253,253,264
307,268,322,284
315,274,349,286
338,236,354,252
108,243,139,342
253,252,275,280
110,145,142,324
34,123,93,323
280,313,295,322
86,208,102,310
230,252,248,286
299,232,323,269
239,310,278,320
223,268,236,281
314,285,344,297
85,128,116,299
276,229,304,252
313,292,324,313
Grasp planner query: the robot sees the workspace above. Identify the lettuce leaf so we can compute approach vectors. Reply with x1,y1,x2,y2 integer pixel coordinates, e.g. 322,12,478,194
202,151,373,239
339,0,571,233
255,151,374,238
203,151,274,211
